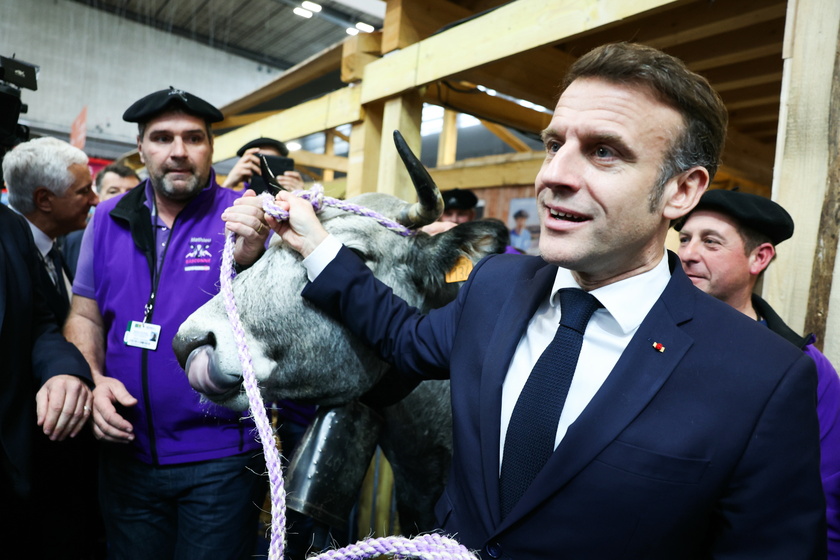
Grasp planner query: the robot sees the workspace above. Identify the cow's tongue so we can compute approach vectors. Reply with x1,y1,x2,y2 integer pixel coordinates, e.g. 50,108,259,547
185,345,241,395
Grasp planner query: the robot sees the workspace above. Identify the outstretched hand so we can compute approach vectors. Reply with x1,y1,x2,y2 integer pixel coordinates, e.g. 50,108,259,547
269,190,328,258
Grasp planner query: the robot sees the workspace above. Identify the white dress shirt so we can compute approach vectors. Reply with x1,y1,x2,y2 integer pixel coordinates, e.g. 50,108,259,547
498,254,671,469
304,236,672,469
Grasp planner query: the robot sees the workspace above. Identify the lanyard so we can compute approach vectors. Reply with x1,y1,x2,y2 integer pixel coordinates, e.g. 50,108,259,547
144,200,174,323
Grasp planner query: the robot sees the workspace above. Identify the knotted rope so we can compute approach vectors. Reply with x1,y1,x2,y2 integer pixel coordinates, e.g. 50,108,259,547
220,186,478,560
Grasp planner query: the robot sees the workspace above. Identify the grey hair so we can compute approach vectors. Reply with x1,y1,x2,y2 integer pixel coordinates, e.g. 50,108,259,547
2,137,89,214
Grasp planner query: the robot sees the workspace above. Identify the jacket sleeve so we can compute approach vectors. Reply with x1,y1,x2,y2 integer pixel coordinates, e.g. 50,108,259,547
16,218,93,387
712,351,826,559
302,244,487,381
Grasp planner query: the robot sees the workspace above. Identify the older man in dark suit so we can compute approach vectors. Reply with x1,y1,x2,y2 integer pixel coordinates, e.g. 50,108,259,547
254,42,825,558
0,203,92,545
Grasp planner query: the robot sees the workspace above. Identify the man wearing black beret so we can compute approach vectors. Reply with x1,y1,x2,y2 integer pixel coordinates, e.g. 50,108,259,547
676,188,840,558
441,188,478,224
221,136,304,192
64,86,274,559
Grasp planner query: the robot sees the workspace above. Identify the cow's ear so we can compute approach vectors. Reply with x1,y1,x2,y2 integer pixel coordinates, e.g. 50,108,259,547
409,219,509,310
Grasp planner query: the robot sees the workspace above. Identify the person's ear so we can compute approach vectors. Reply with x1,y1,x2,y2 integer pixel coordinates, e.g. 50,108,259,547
33,187,54,213
749,243,775,276
662,166,710,221
137,135,146,165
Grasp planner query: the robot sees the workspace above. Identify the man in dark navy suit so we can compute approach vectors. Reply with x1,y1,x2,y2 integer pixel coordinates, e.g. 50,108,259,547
3,136,102,558
255,43,825,558
0,202,92,547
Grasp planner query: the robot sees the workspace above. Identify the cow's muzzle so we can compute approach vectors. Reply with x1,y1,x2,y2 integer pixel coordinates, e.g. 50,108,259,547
173,331,243,397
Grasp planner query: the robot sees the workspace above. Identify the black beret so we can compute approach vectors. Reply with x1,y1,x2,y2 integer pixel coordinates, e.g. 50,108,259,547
443,189,478,210
236,137,289,157
123,86,223,124
677,189,794,245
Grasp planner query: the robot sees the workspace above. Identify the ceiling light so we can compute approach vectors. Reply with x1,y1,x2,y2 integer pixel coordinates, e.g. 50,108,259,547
301,1,322,12
293,7,313,18
285,141,302,152
355,22,374,33
346,27,359,35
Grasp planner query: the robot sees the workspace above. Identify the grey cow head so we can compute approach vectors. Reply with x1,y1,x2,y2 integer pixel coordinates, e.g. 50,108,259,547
173,133,510,410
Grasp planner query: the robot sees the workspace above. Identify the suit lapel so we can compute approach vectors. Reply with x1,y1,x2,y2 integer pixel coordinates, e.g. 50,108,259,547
479,259,557,527
497,256,699,527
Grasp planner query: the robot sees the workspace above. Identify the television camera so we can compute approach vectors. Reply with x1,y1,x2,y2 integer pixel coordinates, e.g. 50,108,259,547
0,55,38,184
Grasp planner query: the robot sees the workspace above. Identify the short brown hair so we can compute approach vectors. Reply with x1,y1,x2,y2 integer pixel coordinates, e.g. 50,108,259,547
563,43,728,209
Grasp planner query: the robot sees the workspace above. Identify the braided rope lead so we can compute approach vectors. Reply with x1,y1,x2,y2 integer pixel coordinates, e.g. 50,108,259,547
221,186,478,560
221,228,286,560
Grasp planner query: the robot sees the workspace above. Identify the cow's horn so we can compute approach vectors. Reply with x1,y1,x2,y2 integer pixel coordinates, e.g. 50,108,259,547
393,130,444,228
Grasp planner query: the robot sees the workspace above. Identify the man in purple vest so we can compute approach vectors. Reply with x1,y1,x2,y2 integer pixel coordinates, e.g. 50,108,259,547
64,87,273,560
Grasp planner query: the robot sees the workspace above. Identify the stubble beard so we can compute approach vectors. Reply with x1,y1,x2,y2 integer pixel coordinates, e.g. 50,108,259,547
153,170,207,202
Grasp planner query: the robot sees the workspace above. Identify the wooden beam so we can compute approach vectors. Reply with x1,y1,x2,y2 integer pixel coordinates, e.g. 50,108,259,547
213,86,363,163
215,110,283,130
764,0,840,361
480,120,531,152
570,0,786,53
450,44,576,110
219,42,344,117
381,0,472,54
346,103,383,197
724,95,781,112
423,81,551,135
437,109,459,166
429,150,543,190
687,43,784,73
323,130,337,182
289,149,349,174
804,19,840,352
342,31,383,83
720,126,775,187
362,0,685,105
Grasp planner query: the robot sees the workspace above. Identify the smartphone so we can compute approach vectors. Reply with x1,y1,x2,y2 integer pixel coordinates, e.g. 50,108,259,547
251,154,295,195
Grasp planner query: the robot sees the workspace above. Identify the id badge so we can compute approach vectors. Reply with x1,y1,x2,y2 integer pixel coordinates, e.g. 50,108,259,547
124,321,161,351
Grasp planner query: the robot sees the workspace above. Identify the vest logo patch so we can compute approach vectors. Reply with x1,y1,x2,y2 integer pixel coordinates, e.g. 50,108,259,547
185,237,212,271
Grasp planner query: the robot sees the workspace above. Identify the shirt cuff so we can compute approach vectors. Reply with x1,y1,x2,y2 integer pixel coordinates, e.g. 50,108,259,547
302,234,342,281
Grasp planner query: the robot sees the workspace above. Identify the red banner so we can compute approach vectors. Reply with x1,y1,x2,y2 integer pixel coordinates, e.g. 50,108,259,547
70,106,87,150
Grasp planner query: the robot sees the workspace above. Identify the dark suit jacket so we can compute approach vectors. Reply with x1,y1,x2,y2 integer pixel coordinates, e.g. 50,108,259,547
303,247,826,559
60,227,84,281
0,205,91,500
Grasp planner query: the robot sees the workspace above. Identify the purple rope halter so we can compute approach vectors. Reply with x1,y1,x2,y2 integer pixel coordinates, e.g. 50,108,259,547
220,187,478,560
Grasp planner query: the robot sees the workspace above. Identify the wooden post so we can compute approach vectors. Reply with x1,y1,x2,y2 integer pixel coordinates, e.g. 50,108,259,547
323,129,336,183
763,0,840,361
437,109,459,166
377,92,424,201
346,103,383,198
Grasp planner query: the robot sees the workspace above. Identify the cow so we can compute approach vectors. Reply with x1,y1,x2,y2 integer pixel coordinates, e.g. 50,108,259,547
172,131,510,534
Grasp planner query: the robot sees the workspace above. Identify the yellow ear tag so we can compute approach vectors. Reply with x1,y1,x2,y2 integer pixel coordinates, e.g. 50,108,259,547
445,255,473,283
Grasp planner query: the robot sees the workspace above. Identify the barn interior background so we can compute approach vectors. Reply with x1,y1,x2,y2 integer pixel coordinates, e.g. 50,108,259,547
3,0,839,541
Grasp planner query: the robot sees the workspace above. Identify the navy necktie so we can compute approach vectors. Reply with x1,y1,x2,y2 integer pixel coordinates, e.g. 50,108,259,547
48,245,69,301
499,288,602,518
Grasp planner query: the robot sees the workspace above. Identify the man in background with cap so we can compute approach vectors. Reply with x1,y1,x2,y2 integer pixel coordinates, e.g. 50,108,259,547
222,136,304,192
442,188,478,223
64,86,273,559
421,188,479,235
677,188,840,558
